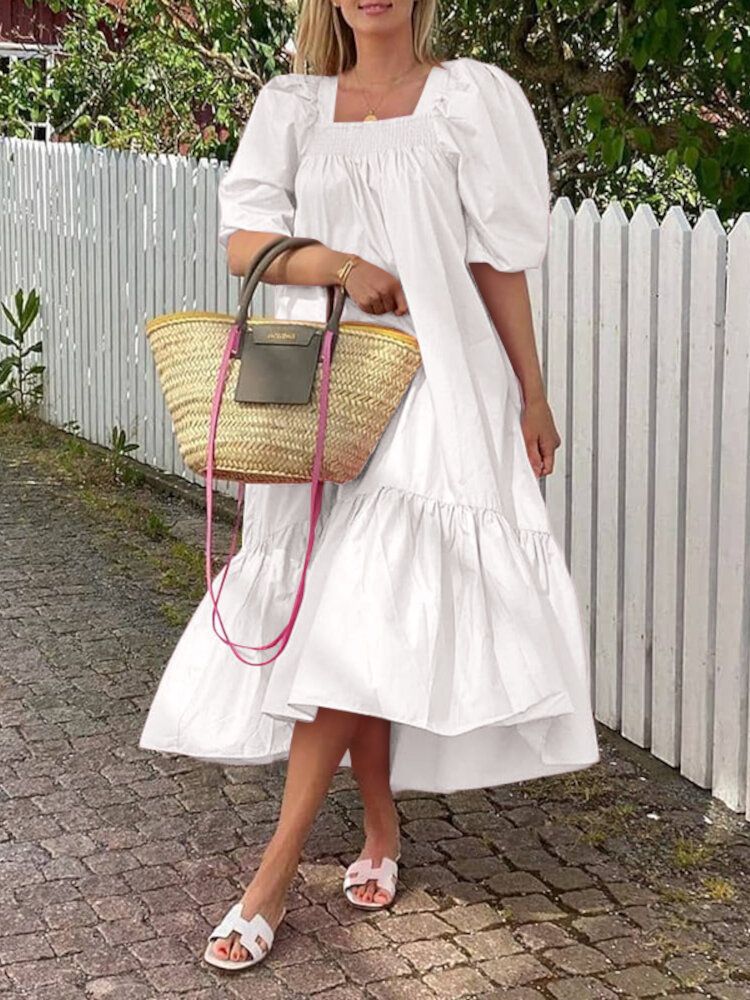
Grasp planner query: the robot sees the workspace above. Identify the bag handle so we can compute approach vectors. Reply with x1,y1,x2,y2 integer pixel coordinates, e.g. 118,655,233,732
205,239,349,665
236,234,320,321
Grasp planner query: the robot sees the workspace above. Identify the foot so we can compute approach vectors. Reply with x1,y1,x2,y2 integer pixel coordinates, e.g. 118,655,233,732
208,860,292,965
349,808,401,906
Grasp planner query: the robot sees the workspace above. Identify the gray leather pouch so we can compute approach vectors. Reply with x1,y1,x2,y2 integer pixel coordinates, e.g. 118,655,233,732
234,323,323,404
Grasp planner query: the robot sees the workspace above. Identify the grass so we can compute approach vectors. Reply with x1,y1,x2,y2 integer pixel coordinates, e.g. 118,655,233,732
672,835,715,869
1,410,212,622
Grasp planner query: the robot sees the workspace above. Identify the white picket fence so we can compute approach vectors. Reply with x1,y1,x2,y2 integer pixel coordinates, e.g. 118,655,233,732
2,136,749,820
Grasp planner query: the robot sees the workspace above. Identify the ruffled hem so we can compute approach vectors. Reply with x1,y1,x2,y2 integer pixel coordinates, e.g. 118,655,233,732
258,485,584,733
139,483,599,793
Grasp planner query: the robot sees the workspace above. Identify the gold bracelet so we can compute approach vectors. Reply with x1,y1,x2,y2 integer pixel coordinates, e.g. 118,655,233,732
335,255,359,289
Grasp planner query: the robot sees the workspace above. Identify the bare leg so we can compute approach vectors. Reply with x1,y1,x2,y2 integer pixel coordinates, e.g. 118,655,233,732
348,714,401,905
210,707,361,964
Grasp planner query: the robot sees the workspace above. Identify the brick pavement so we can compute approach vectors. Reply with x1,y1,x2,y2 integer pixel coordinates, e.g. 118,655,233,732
1,419,750,999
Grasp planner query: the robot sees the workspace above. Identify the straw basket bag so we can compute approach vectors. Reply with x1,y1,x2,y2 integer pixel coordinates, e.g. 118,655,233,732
146,235,422,665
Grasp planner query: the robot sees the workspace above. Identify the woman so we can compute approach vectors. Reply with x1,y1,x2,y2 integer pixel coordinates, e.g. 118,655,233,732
139,0,600,971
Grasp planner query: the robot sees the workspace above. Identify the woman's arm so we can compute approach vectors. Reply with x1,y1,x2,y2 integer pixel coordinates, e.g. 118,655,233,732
226,230,348,285
470,262,561,478
226,230,410,316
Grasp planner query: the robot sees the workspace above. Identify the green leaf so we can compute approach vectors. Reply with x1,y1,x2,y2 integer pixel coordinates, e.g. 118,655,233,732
683,146,700,169
697,156,721,190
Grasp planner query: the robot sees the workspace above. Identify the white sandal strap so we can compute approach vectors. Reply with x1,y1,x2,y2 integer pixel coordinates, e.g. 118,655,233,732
371,856,398,895
209,903,275,960
344,856,399,897
343,857,375,891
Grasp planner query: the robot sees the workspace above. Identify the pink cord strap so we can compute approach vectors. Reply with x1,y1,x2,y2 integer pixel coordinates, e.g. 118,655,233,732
203,322,335,666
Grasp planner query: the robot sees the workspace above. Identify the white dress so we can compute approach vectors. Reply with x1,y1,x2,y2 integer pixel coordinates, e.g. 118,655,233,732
139,56,601,794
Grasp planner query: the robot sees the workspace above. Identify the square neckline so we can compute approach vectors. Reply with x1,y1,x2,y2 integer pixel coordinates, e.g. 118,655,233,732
324,60,449,127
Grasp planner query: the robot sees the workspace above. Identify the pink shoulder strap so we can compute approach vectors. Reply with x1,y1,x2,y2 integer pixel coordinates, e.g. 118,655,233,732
202,319,336,666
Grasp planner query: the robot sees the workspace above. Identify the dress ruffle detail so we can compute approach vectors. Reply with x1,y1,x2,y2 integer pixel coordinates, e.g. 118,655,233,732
140,484,594,787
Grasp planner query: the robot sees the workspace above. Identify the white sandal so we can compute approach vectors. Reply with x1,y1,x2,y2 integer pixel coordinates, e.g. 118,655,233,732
343,853,401,910
203,901,286,971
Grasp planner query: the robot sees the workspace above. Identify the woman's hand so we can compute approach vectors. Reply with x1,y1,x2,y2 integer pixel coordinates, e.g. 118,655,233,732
520,396,561,478
343,257,409,317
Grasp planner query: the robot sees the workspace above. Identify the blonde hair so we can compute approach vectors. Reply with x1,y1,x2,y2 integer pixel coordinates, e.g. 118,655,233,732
292,0,443,76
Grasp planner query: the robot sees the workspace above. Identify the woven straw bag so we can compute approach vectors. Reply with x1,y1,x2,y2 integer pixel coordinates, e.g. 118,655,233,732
146,235,422,665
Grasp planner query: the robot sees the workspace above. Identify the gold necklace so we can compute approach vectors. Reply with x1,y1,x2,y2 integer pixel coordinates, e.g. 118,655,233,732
350,62,421,122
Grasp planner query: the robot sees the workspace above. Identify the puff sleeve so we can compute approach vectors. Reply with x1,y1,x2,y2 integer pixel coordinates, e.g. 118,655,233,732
217,78,300,250
450,59,551,272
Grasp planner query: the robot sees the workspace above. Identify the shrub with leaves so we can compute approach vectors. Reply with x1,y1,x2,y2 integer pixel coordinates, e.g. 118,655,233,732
0,288,44,419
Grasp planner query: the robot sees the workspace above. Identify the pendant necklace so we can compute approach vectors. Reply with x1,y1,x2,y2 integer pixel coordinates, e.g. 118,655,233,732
350,62,421,121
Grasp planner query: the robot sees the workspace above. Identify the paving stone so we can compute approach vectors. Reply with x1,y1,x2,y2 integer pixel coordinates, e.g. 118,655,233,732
482,990,547,1000
498,894,568,923
332,947,411,984
0,931,56,964
479,953,549,987
377,912,452,944
286,902,338,933
439,903,502,932
86,976,154,999
322,922,388,952
505,807,549,828
389,888,441,914
439,836,492,860
595,933,665,965
514,922,575,951
487,872,547,896
210,968,283,1000
314,987,367,1000
705,986,750,1000
544,943,612,975
402,819,462,842
44,900,99,929
367,980,437,1000
274,956,345,996
47,925,101,956
398,938,466,971
487,986,547,1000
448,856,509,881
572,914,637,941
558,888,615,914
423,965,491,997
603,964,680,996
396,865,457,892
547,977,619,999
605,882,659,906
438,880,494,905
398,799,447,821
502,849,559,872
313,987,367,1000
536,865,595,891
666,954,728,986
144,962,217,993
453,927,522,960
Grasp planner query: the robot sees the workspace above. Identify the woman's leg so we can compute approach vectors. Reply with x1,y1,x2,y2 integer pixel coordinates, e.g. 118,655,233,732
347,715,401,904
210,707,361,963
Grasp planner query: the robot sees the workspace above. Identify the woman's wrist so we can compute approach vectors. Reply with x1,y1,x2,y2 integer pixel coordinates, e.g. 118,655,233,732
325,249,358,286
520,376,547,407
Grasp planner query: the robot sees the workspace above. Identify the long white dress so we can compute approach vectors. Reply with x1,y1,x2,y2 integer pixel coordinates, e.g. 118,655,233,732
139,56,601,794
